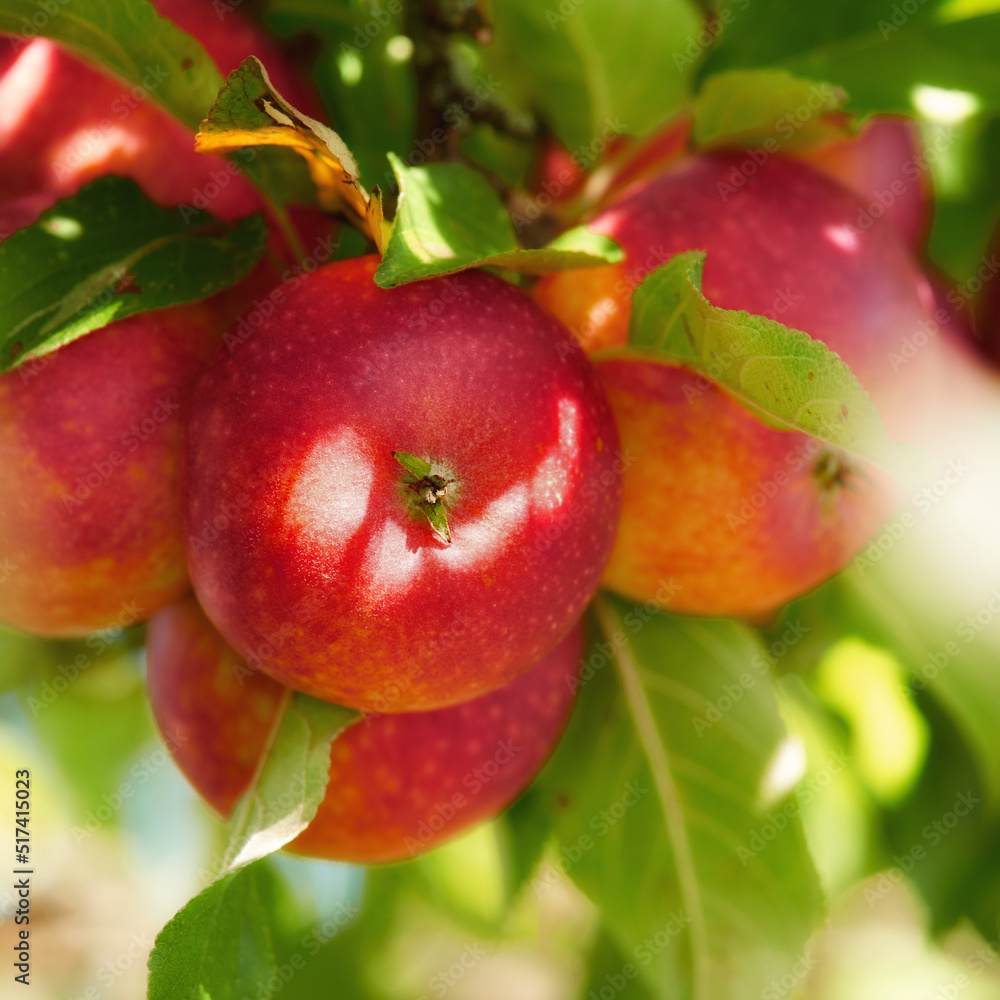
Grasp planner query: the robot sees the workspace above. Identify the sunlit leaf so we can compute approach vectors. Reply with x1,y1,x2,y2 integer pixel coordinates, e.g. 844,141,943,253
694,69,851,150
224,693,358,873
374,155,621,287
521,596,825,999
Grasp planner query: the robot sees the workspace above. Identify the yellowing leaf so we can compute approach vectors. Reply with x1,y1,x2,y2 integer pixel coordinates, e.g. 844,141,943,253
196,56,382,246
367,187,389,256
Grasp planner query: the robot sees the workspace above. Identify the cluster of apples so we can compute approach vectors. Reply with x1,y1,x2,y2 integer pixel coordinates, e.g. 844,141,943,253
169,251,621,863
2,2,995,864
0,1,621,863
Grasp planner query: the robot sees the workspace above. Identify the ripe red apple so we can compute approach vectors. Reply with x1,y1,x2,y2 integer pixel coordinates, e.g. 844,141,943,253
0,0,314,225
0,1,335,295
534,152,942,618
146,595,286,816
0,36,254,222
791,115,931,251
0,305,220,636
146,595,581,863
528,138,589,206
182,254,620,712
0,4,332,636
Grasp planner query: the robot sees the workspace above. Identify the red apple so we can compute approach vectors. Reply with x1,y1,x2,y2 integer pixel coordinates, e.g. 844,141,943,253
0,4,333,636
790,116,931,251
146,595,286,816
528,138,589,206
146,594,581,863
534,152,942,618
0,2,335,291
182,254,620,711
0,36,256,223
0,0,315,225
0,305,220,636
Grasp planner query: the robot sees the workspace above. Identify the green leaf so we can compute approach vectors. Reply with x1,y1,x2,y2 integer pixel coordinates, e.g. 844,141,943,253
18,642,153,820
771,558,1000,811
786,14,1000,116
0,177,266,372
461,124,535,192
583,926,658,1000
772,675,873,900
484,0,703,153
693,69,851,150
147,861,279,1000
846,562,1000,809
0,0,222,131
880,694,1000,942
373,155,621,287
499,790,556,895
616,251,907,477
925,114,1000,283
259,865,405,1000
759,575,877,678
707,2,1000,116
224,693,358,872
0,627,53,695
501,615,609,895
528,596,824,1000
266,0,417,191
704,0,936,71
